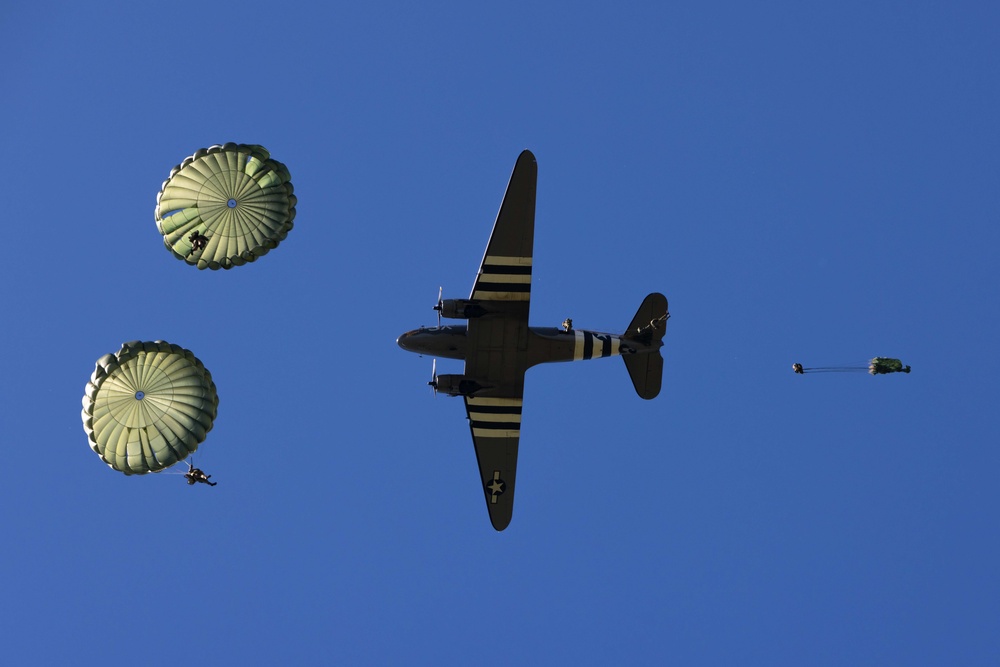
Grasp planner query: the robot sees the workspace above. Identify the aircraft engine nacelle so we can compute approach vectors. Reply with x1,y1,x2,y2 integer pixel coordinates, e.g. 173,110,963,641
438,299,488,320
433,374,486,397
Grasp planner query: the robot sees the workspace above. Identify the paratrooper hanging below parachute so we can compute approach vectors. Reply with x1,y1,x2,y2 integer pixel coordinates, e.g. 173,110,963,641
792,358,911,376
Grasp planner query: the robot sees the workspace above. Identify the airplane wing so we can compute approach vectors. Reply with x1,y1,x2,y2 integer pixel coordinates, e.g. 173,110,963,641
469,150,537,307
462,150,537,530
464,392,523,531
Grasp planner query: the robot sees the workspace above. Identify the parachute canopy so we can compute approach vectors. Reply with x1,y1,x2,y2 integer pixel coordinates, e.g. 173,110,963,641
793,358,911,376
869,357,911,375
82,341,219,475
156,143,296,270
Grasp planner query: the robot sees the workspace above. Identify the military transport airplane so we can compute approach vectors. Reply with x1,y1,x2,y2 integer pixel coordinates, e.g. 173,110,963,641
397,150,668,531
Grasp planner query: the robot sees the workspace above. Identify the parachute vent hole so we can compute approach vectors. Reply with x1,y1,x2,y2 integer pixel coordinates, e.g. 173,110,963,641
135,391,145,400
227,199,237,208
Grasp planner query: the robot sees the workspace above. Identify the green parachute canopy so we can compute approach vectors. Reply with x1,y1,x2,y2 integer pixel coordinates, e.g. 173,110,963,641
868,357,911,375
156,143,296,270
82,341,219,475
792,358,911,376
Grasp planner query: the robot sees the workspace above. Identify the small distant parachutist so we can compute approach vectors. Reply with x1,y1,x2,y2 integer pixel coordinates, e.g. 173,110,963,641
640,313,669,333
630,313,669,346
187,231,209,256
185,461,216,487
793,358,911,376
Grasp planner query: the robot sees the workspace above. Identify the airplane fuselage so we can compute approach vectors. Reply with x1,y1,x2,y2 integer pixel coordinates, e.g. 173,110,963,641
397,325,631,367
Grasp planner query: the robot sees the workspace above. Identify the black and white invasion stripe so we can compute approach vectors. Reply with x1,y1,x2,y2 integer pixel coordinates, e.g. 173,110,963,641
573,330,622,361
471,255,531,301
467,396,522,439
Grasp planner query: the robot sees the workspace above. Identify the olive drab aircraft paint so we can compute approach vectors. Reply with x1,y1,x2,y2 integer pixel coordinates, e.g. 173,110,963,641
397,151,669,531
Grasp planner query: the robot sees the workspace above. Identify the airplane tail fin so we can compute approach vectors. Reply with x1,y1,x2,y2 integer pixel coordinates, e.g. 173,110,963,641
622,293,668,400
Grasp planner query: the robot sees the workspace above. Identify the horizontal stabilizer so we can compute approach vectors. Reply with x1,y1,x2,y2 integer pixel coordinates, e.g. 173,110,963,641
622,292,668,400
623,351,662,399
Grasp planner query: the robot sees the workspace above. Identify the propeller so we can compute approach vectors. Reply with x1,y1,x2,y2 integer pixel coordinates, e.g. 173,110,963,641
432,286,443,327
428,358,438,396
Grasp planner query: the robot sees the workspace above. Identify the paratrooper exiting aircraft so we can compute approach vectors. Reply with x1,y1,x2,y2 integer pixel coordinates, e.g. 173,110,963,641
397,150,668,531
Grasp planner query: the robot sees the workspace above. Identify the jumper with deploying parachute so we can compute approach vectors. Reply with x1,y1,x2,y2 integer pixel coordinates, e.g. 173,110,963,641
792,358,911,375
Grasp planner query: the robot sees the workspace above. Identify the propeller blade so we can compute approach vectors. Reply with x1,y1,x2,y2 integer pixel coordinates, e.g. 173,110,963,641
433,286,443,327
428,359,438,395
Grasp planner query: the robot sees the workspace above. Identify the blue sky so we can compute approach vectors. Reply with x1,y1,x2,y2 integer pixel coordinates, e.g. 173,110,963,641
2,1,998,664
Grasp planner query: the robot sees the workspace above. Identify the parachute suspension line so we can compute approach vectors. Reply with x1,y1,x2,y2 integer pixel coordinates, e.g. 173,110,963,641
793,362,868,374
802,367,869,373
158,456,194,475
